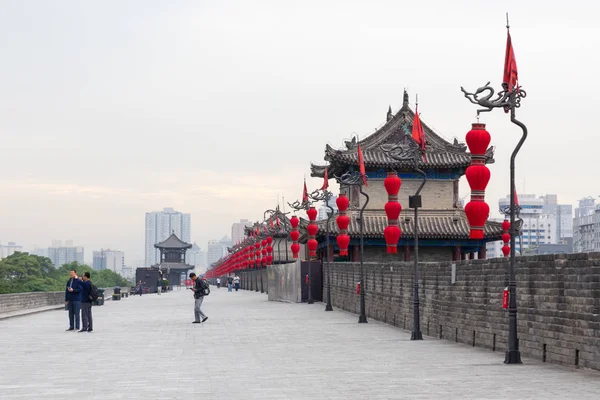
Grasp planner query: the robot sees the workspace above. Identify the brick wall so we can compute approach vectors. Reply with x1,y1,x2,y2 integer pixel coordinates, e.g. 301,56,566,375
359,179,455,209
326,253,600,371
0,292,65,314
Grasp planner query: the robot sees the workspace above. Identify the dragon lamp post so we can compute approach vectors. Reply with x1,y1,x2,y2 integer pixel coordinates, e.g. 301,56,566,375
288,197,315,304
335,170,369,323
382,137,426,340
461,81,527,364
308,187,335,312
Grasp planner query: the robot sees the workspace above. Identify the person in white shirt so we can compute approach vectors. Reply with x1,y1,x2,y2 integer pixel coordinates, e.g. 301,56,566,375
216,277,221,289
233,275,240,292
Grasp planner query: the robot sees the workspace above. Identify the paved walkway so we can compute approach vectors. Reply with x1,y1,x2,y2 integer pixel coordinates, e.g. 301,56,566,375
1,288,599,399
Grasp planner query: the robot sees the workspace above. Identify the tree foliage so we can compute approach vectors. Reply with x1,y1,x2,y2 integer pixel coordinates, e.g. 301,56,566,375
0,252,130,294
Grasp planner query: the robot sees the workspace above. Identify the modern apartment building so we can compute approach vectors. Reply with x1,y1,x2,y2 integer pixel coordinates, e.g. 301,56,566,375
573,197,600,253
0,242,23,260
207,236,231,266
231,219,252,245
145,207,191,266
47,240,84,267
92,249,125,273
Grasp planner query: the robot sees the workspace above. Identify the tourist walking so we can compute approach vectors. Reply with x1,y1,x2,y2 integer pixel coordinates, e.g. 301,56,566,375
227,276,233,292
189,273,208,324
65,269,82,331
234,275,240,291
216,277,221,289
136,280,143,296
79,272,94,332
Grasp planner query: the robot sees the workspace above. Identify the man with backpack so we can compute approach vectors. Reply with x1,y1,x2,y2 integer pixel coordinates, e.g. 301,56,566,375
79,272,96,332
189,273,208,324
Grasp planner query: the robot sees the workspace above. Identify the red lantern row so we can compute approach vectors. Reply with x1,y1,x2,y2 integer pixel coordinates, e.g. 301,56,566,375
502,219,510,257
383,171,402,253
290,215,300,258
307,206,318,259
464,123,491,239
336,194,350,256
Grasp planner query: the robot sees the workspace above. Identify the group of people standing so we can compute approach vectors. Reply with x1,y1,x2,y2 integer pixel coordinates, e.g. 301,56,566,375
215,275,240,292
65,269,94,332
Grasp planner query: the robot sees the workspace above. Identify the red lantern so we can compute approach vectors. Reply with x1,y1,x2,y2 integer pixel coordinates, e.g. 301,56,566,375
290,216,299,228
383,171,402,253
307,207,318,221
307,224,318,236
291,243,300,258
336,234,350,257
290,230,300,241
336,193,351,256
464,201,489,239
464,123,491,239
266,236,273,245
307,239,318,257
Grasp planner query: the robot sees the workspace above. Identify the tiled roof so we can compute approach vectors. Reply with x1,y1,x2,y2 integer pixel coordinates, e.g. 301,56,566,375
311,90,494,177
154,233,192,249
306,210,503,240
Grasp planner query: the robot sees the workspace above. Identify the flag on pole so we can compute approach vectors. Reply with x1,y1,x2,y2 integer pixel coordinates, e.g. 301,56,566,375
503,29,518,92
357,144,368,186
514,189,519,206
302,179,309,203
320,167,329,190
411,105,427,162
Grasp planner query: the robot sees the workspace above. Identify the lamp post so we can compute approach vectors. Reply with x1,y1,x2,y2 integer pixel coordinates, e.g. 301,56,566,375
288,196,315,304
461,75,527,364
382,137,426,340
335,170,369,323
308,187,335,312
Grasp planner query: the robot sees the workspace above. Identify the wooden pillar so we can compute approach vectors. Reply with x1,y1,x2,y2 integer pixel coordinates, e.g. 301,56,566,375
352,245,360,262
404,243,411,262
478,246,487,260
469,252,475,260
461,252,467,261
452,246,461,261
328,244,334,262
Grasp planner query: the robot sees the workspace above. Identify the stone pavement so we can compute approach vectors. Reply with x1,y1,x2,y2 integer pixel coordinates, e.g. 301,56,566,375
1,288,599,400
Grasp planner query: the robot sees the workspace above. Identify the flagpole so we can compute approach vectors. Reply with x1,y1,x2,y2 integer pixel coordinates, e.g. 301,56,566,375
460,18,526,365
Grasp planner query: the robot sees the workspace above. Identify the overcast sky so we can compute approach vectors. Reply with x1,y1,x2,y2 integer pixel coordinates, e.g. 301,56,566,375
1,0,598,264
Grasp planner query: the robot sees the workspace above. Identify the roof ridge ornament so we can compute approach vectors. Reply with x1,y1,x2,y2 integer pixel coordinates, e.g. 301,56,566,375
387,105,393,121
402,89,410,110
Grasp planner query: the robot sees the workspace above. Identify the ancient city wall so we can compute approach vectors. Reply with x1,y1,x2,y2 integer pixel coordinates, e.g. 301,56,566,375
326,252,600,371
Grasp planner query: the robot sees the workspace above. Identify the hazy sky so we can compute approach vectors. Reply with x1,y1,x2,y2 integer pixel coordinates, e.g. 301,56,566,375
1,1,598,263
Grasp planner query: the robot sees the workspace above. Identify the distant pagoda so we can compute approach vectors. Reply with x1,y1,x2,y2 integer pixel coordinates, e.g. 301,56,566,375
310,90,502,261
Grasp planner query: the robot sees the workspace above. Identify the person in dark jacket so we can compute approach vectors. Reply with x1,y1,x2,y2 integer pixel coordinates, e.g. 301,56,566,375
79,272,93,333
189,273,208,324
65,269,82,331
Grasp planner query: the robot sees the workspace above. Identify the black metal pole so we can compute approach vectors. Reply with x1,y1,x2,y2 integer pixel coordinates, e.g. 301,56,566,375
307,262,313,304
358,186,369,324
325,201,334,312
504,106,526,364
410,165,426,340
260,267,264,293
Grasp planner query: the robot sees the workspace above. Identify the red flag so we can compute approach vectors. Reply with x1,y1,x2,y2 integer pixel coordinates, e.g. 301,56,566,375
357,144,368,186
514,190,519,206
503,30,518,92
411,105,427,162
302,179,309,203
320,168,329,190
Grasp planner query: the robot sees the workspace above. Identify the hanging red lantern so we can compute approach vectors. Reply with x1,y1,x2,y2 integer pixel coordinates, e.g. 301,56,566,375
336,193,351,256
383,171,402,253
307,206,319,258
502,219,510,257
291,242,300,258
290,214,300,259
464,122,491,239
266,236,273,245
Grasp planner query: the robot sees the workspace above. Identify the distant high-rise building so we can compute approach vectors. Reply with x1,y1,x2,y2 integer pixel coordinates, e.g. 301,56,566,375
207,236,231,266
231,219,252,245
47,242,84,267
92,249,125,273
187,242,206,268
488,194,573,257
573,197,600,253
318,195,339,220
0,242,23,260
145,207,191,266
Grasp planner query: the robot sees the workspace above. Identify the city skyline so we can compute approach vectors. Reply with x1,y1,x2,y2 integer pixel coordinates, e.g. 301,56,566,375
0,2,598,262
